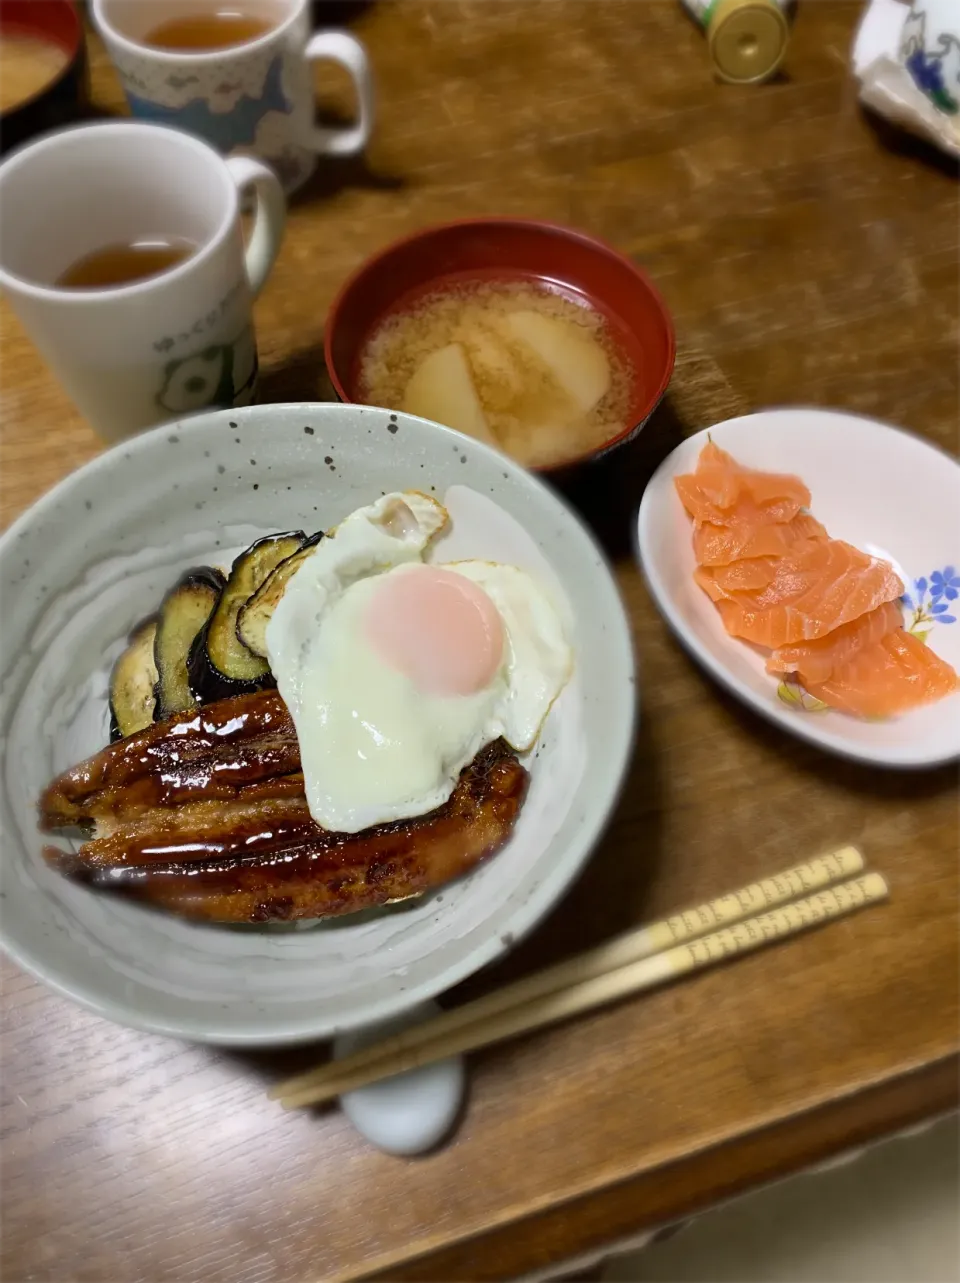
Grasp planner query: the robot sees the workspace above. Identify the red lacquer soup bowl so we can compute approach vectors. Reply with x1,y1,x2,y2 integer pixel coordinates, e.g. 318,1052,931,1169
324,217,676,473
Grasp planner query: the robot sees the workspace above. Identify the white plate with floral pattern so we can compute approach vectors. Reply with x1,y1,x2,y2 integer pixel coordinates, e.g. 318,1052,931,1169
637,408,960,768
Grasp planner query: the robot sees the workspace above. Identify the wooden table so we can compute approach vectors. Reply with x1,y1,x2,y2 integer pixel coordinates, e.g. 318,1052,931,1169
2,4,958,1280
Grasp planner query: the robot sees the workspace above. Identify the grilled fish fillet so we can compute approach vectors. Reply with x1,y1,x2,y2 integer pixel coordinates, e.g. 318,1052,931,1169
40,690,301,831
39,690,528,923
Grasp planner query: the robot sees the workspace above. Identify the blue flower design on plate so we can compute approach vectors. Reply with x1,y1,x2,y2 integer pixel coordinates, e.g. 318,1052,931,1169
902,565,959,634
780,564,958,714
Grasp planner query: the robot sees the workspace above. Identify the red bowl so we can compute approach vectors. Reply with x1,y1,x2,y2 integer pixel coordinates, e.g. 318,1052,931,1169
0,0,87,154
324,218,676,472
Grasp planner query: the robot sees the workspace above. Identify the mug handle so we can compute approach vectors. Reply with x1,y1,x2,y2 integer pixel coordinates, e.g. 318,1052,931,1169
304,31,375,158
225,155,286,297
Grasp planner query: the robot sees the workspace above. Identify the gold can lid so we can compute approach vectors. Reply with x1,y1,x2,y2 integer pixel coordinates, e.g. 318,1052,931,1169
707,0,789,84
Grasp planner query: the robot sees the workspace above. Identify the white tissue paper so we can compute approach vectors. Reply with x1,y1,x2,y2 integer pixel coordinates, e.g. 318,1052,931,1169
853,0,960,159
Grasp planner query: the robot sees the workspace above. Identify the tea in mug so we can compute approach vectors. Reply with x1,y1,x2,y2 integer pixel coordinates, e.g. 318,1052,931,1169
143,7,275,51
57,237,197,289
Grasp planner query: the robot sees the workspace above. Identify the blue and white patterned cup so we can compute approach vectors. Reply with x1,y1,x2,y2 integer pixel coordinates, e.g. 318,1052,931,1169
92,0,375,194
899,0,960,118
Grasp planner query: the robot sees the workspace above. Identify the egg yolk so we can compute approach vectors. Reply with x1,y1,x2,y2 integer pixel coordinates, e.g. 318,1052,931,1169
364,566,504,696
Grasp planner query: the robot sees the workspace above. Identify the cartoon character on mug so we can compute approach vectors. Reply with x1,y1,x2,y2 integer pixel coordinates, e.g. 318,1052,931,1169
156,326,258,415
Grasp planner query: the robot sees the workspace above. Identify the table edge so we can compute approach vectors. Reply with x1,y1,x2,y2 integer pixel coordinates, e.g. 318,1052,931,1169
355,1053,959,1282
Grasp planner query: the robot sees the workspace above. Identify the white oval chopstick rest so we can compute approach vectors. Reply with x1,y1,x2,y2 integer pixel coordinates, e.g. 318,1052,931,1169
333,1001,466,1156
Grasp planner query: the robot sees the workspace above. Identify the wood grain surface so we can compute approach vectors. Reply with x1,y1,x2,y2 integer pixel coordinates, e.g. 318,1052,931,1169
2,4,958,1281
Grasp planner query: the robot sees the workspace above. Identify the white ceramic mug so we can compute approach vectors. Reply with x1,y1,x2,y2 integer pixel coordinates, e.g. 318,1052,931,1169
0,121,285,443
92,0,375,194
899,0,960,117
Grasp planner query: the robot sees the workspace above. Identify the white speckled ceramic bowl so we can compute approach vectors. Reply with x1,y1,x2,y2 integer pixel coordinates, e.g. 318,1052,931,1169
638,408,960,769
0,403,635,1045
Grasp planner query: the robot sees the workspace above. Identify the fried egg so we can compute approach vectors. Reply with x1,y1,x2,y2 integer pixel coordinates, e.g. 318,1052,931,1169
266,492,572,833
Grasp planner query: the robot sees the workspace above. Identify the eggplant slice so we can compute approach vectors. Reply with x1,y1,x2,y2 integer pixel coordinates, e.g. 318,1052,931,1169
236,531,323,659
189,532,304,701
154,567,226,719
109,616,159,741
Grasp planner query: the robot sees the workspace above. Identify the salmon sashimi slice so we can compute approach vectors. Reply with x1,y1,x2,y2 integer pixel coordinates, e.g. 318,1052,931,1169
695,560,776,602
804,628,960,718
675,441,811,522
695,535,829,602
694,511,827,568
714,539,905,648
766,600,904,684
683,440,743,509
677,441,958,720
675,479,805,529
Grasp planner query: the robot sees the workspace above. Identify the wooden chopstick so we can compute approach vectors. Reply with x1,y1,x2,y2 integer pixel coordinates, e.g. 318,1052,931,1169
270,846,862,1105
272,848,876,1110
277,872,888,1110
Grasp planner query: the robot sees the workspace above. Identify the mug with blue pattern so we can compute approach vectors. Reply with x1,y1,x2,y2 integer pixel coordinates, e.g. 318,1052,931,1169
93,0,375,194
